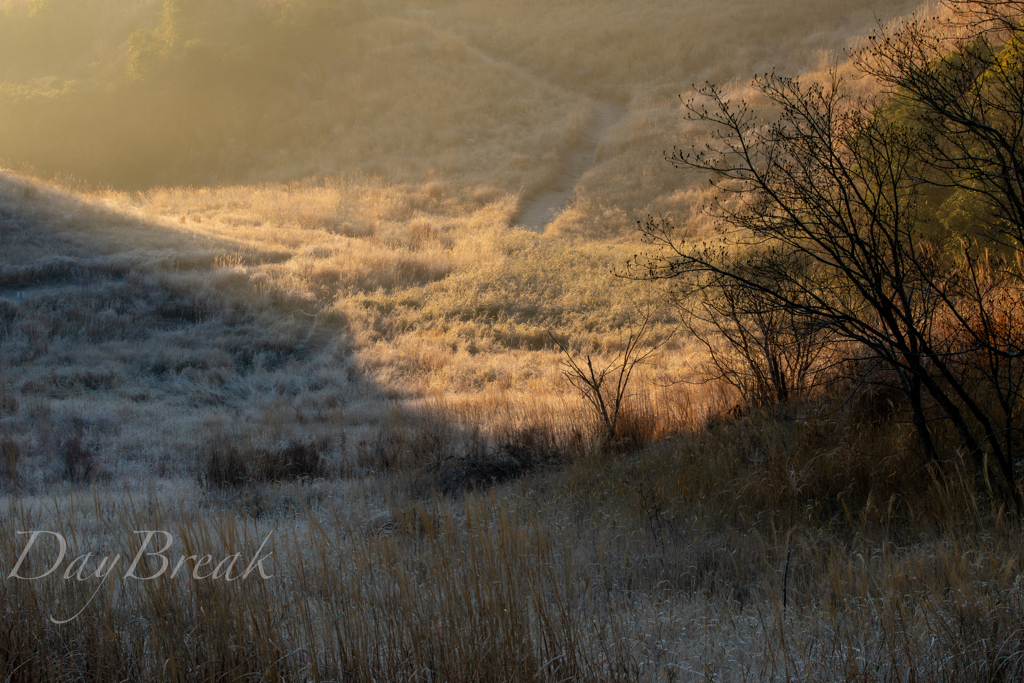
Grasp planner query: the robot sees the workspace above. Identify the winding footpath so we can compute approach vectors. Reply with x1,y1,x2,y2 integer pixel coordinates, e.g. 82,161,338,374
514,99,625,232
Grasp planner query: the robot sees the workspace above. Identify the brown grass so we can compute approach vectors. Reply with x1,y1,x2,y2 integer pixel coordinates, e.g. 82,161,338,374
1,395,1022,681
4,2,1020,680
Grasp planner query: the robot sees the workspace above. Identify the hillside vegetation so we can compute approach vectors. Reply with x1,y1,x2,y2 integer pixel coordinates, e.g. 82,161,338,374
2,0,920,230
3,0,1024,681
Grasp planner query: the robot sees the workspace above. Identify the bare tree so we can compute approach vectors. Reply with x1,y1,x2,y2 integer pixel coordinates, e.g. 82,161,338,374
668,245,840,406
855,1,1024,254
549,308,664,448
629,9,1024,510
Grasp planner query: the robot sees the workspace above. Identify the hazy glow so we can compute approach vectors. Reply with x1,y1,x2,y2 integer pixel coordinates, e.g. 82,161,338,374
0,0,922,196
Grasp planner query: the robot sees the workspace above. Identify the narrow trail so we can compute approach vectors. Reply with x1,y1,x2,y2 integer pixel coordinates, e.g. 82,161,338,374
514,99,626,233
420,31,628,234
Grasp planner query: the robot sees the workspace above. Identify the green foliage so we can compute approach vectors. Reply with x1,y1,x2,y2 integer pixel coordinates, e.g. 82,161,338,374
126,0,236,85
122,0,347,85
28,0,54,18
867,31,1016,240
125,27,170,83
983,29,1024,86
938,187,993,236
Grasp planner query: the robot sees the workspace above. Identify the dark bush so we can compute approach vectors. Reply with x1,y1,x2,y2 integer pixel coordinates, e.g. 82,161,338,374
259,439,325,481
1,434,20,489
59,430,96,484
203,440,251,489
201,433,327,489
411,427,566,498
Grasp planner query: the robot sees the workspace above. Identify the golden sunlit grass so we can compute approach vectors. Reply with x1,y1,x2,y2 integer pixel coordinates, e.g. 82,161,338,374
1,0,924,227
4,0,1020,680
4,158,1023,679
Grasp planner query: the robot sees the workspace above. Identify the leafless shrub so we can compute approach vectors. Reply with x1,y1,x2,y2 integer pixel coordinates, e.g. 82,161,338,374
58,428,96,485
550,307,665,450
0,433,19,490
676,265,843,408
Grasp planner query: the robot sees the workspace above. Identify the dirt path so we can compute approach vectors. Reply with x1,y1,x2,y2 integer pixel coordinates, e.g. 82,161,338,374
419,32,627,234
514,100,625,232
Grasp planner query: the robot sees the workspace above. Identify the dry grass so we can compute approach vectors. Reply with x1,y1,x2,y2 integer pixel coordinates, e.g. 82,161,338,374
1,0,924,231
4,1,1020,680
1,397,1022,681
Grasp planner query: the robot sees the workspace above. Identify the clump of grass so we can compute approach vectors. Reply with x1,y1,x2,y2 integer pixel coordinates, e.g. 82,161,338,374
603,386,664,455
201,425,329,489
203,438,252,489
0,366,16,416
261,440,326,481
414,455,533,497
353,405,456,473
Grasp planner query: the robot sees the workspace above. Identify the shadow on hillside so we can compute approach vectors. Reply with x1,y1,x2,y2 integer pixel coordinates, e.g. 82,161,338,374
0,170,563,496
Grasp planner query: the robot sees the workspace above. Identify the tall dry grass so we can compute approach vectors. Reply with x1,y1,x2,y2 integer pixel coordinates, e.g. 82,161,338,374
5,2,1021,680
2,389,1022,681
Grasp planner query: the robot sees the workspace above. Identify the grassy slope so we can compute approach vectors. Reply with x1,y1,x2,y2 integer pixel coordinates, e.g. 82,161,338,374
4,1,1023,681
0,0,916,406
1,0,921,206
